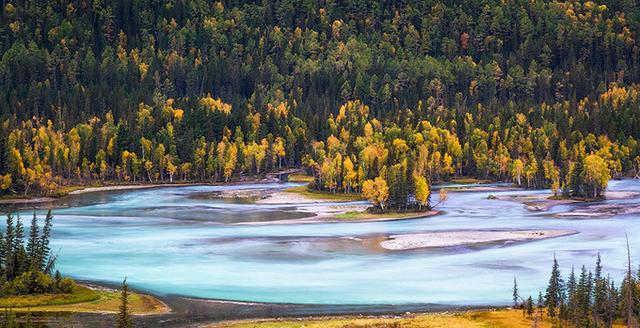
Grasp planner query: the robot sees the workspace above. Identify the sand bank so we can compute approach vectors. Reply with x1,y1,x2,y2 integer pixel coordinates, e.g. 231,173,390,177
380,229,577,250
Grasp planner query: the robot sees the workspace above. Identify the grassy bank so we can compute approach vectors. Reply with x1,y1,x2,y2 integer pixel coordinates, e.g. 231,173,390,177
283,185,363,202
444,177,492,185
287,173,315,183
334,210,432,220
0,286,99,308
0,285,168,315
213,309,625,328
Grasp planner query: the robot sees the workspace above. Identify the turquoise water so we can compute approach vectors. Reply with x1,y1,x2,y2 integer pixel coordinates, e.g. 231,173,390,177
6,180,640,306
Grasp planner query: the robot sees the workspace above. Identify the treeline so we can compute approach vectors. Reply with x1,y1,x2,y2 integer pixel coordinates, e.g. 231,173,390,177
515,253,640,327
0,1,639,208
0,211,74,296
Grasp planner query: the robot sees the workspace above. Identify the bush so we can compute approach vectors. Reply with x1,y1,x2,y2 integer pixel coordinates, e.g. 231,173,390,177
56,277,76,294
6,271,54,295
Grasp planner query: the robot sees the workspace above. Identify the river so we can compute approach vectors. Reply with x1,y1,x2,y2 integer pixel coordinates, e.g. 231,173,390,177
5,180,640,308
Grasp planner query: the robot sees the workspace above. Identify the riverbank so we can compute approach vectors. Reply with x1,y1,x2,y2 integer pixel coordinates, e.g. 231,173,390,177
0,169,305,206
0,284,169,315
208,308,586,328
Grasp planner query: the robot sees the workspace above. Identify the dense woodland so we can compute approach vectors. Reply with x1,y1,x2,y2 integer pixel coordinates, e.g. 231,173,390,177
0,0,639,210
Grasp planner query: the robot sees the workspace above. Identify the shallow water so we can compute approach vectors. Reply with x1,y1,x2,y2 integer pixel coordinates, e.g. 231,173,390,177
5,180,640,306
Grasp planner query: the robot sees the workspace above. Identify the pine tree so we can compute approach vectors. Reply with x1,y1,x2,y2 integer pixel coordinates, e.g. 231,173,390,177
575,265,591,326
569,151,585,197
604,277,618,328
526,296,534,318
513,276,519,308
38,210,53,271
545,254,564,318
537,291,544,321
623,234,637,328
13,217,26,276
566,266,577,325
3,214,14,280
0,231,4,274
26,212,39,271
593,253,607,326
116,277,133,328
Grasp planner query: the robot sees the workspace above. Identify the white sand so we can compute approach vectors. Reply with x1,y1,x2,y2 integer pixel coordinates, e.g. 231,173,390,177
380,229,576,250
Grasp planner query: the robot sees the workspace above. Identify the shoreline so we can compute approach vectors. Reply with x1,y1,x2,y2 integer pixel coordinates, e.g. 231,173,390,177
163,294,490,327
1,283,170,316
205,308,547,328
0,178,289,206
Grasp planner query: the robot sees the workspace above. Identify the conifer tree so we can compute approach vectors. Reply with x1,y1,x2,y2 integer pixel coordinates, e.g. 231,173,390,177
545,254,564,318
575,265,591,326
117,277,133,328
3,214,15,281
0,231,4,273
604,277,618,328
623,234,637,327
593,253,607,325
526,296,534,318
26,212,39,270
13,217,26,276
537,291,544,321
569,151,585,197
38,210,53,271
566,266,577,325
513,276,519,308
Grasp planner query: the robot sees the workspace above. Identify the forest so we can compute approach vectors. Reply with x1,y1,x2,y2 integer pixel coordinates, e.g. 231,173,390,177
0,0,639,210
515,252,640,328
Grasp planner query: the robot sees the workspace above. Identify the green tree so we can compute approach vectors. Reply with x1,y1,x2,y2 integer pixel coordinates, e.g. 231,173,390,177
545,254,564,318
117,278,133,328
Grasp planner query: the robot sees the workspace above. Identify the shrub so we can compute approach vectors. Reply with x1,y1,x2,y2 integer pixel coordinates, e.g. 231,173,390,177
56,277,76,294
7,271,54,295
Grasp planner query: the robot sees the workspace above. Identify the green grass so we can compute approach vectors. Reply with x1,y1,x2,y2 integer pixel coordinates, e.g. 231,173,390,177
287,173,315,183
283,185,364,201
0,285,99,308
334,210,429,220
447,177,492,185
0,286,168,314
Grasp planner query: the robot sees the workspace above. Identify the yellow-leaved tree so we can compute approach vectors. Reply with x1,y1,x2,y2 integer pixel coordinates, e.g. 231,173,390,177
413,174,430,210
362,176,389,211
583,154,610,198
511,159,524,186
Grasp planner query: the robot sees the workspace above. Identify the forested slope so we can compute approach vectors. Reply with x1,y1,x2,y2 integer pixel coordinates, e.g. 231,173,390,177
0,0,638,207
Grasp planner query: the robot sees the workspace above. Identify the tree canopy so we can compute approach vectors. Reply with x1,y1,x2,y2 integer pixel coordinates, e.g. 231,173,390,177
0,0,638,204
